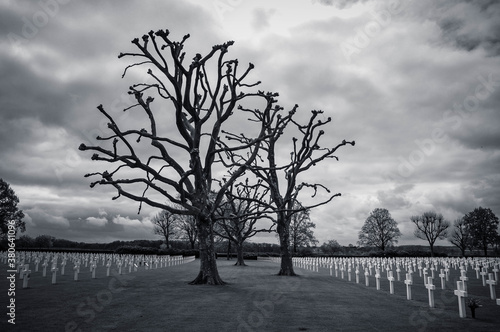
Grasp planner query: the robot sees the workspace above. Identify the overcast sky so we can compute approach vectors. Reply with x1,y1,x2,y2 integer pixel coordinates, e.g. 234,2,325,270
1,0,499,247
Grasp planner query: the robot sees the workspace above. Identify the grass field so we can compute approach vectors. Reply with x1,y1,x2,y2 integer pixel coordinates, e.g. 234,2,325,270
1,258,499,331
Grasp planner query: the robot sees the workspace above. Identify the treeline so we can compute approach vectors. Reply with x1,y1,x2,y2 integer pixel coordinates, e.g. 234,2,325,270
11,234,495,258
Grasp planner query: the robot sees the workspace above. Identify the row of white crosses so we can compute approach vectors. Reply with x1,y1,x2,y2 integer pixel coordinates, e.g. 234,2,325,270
1,251,196,288
288,256,500,318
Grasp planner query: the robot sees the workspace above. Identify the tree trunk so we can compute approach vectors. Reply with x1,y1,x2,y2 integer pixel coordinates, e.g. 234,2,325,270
277,221,296,276
189,216,225,285
429,243,434,257
227,240,231,260
235,240,246,266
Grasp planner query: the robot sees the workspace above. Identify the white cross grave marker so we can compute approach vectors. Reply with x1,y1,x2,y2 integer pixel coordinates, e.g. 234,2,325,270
51,265,58,284
486,273,497,300
405,273,412,300
438,269,446,289
454,281,467,318
459,270,468,292
73,262,80,281
480,267,488,286
42,260,48,277
22,264,31,289
375,268,381,290
388,271,395,294
426,276,435,308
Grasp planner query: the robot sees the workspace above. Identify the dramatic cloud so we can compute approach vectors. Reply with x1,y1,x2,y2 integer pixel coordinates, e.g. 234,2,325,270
1,0,499,246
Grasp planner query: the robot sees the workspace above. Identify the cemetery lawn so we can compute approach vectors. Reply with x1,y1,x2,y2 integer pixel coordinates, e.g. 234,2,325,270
2,259,500,332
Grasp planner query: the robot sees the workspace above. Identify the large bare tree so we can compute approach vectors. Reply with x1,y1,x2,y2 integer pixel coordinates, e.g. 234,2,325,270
79,29,282,284
448,217,472,257
411,211,450,257
229,109,355,275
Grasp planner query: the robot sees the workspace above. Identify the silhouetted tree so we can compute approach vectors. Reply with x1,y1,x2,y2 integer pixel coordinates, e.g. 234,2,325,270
79,29,283,284
448,217,472,257
174,214,198,249
0,178,25,239
464,207,499,256
411,211,449,257
289,203,318,253
151,209,177,248
215,179,273,265
358,208,401,252
239,109,354,275
321,239,342,255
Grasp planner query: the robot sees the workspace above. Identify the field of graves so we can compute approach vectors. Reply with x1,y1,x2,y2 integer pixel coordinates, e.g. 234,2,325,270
1,252,499,331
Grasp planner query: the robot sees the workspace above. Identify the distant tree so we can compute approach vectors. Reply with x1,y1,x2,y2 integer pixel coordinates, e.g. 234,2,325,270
464,207,499,256
411,211,450,257
448,217,472,257
17,235,35,248
321,239,342,255
215,179,273,266
0,178,25,239
174,214,198,249
151,209,178,248
34,235,55,248
289,203,318,253
357,208,401,252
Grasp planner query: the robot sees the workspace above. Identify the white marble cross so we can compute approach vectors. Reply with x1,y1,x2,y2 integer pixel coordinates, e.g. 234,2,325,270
106,260,112,277
459,270,468,292
91,260,97,279
404,273,412,300
486,273,497,300
426,277,435,308
480,267,488,286
438,269,446,289
73,261,80,281
22,264,31,289
387,270,395,294
454,281,467,318
51,265,58,284
364,269,370,287
42,260,48,277
375,268,381,291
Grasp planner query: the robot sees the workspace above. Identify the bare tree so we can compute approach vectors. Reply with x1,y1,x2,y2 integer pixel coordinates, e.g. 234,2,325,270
215,179,273,266
151,210,177,248
289,204,318,253
237,109,354,275
448,217,472,257
174,214,198,249
411,211,450,257
357,208,401,252
79,29,281,284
